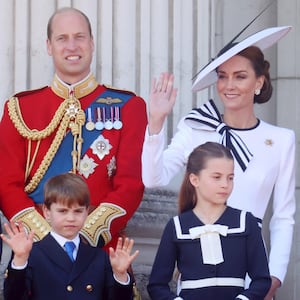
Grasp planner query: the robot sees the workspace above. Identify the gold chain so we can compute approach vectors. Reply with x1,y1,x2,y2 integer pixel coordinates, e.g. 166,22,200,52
24,114,70,193
8,97,69,140
8,95,85,193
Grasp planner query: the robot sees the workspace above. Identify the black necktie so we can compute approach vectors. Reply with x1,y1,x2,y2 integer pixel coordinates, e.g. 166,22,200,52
184,99,253,171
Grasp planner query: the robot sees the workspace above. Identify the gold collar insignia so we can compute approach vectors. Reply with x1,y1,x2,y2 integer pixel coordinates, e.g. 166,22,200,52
51,73,98,99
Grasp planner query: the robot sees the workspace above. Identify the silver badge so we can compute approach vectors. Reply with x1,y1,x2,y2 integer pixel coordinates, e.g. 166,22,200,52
107,156,116,177
90,135,112,160
78,155,98,178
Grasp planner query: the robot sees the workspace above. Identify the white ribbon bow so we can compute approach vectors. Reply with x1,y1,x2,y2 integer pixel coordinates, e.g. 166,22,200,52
189,224,228,265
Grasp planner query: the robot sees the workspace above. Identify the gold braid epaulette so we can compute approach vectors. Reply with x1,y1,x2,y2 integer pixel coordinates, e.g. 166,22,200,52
80,203,126,246
7,96,85,194
12,208,51,241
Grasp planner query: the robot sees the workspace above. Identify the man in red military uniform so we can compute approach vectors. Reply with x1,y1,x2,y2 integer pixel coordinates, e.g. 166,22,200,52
0,7,147,250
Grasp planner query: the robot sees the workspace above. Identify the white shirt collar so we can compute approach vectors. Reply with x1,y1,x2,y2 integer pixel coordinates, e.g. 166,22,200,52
50,231,80,250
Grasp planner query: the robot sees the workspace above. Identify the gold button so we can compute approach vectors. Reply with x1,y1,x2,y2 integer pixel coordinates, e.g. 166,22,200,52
66,285,73,292
86,284,93,292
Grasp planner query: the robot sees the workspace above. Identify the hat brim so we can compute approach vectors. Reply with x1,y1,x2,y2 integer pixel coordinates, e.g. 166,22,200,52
192,26,292,92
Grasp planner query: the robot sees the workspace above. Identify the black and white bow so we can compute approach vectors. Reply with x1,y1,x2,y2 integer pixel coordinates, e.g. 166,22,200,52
184,99,253,171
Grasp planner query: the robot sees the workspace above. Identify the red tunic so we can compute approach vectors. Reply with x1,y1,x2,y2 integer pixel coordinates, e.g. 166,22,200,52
0,84,147,249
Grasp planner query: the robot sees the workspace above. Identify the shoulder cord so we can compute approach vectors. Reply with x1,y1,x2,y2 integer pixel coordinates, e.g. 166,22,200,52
7,95,85,193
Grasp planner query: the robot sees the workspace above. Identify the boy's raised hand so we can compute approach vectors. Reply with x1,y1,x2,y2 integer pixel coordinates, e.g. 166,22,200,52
1,221,34,266
109,237,139,283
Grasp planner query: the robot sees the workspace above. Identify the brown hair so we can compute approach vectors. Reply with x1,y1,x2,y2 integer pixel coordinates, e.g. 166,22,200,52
178,142,233,214
237,46,273,104
44,173,90,209
47,7,92,40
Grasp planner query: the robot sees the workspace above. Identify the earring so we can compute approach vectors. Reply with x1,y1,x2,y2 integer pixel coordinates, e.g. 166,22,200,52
255,89,261,96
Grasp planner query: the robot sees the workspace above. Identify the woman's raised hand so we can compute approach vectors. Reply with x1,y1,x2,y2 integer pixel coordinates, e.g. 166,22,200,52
148,72,177,135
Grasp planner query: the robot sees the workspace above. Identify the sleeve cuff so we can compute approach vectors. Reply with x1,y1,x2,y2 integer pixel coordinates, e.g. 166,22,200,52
11,260,28,270
235,294,249,300
113,273,130,285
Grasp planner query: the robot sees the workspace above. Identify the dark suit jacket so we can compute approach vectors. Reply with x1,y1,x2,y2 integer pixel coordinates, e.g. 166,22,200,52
4,234,133,300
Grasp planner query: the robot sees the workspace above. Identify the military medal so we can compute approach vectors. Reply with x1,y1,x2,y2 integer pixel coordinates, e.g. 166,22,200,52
91,135,112,160
113,106,123,130
104,107,113,130
78,154,98,178
95,107,104,130
86,122,95,131
104,120,113,130
85,108,95,131
107,156,116,177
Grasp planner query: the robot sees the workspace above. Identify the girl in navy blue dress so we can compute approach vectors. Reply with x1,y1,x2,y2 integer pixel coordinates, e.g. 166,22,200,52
147,142,271,300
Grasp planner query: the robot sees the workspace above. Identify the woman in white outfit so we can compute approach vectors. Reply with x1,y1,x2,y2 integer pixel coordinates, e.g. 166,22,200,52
142,26,295,300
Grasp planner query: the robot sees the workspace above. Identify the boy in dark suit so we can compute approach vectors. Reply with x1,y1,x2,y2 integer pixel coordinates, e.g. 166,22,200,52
1,173,139,300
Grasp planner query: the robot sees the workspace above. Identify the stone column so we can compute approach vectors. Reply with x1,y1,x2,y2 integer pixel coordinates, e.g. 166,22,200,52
126,189,178,299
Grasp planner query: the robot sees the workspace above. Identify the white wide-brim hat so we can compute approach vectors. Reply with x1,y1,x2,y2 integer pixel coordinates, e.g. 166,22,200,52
192,26,292,92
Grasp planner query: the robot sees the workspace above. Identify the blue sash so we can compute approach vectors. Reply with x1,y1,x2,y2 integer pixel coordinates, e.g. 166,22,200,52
29,89,133,203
